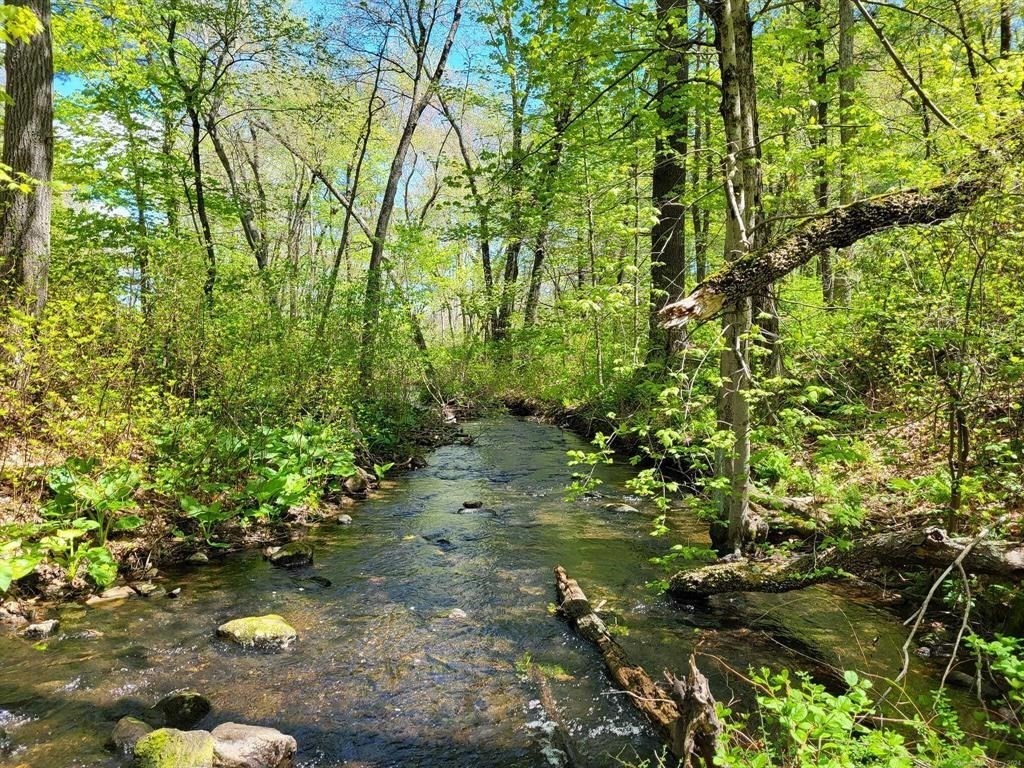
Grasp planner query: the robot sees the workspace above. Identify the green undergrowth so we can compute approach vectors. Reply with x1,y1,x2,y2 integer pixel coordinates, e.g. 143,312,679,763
0,299,439,595
627,660,1023,768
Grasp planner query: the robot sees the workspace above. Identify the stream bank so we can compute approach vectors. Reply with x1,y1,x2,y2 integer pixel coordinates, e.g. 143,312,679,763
0,416,959,767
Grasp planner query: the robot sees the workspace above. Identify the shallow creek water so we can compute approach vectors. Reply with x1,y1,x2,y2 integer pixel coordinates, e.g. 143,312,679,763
1,417,945,767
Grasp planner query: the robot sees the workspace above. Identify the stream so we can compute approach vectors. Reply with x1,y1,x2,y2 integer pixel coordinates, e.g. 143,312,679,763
0,416,945,767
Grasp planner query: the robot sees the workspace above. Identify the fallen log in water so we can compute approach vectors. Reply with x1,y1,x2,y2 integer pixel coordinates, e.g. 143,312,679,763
553,565,721,766
670,526,1024,599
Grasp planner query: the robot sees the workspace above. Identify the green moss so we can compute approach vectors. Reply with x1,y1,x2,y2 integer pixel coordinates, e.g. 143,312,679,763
216,614,297,650
133,728,214,768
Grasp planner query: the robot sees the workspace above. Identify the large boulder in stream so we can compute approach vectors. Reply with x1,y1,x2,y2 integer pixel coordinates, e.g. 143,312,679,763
151,690,211,729
109,716,153,757
265,542,313,569
216,615,296,651
211,722,296,768
133,728,215,768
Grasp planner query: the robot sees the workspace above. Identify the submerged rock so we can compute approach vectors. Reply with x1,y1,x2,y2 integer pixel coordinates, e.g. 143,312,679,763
216,615,296,651
132,582,165,598
188,552,210,564
211,722,296,768
22,619,59,639
603,502,639,514
151,690,211,729
336,514,353,525
86,585,135,604
302,576,332,588
134,728,215,768
108,715,153,756
266,542,313,569
448,608,468,620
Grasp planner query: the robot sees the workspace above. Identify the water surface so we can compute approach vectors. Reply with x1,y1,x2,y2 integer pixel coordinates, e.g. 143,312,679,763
0,417,940,767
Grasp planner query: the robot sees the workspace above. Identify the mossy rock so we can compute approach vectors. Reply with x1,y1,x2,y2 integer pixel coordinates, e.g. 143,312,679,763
266,541,313,569
133,728,214,768
216,615,296,651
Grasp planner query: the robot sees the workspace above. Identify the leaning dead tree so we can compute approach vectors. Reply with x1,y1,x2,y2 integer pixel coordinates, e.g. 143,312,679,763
658,131,1023,329
669,527,1024,599
554,566,721,766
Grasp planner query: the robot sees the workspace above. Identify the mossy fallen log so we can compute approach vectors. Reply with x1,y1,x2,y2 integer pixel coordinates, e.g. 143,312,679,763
670,526,1024,599
554,565,721,765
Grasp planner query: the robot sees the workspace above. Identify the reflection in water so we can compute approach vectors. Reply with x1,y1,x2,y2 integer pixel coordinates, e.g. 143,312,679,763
0,417,936,767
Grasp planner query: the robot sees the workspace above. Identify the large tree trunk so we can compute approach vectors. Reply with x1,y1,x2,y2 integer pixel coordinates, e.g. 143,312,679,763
669,527,1024,599
650,0,690,358
1000,0,1012,55
186,105,217,306
0,0,53,315
707,0,763,553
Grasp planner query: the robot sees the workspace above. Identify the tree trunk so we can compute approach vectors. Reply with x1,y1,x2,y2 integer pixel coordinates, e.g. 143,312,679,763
669,527,1024,598
1000,0,1012,55
522,106,572,329
206,112,269,271
650,0,690,358
806,0,832,305
706,0,763,553
0,0,53,315
187,105,217,306
691,112,709,284
834,0,855,305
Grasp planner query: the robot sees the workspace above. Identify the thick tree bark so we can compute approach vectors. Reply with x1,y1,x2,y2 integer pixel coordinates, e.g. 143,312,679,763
0,0,52,315
554,566,721,765
669,527,1024,598
1000,0,1012,55
650,0,690,357
658,157,1006,329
